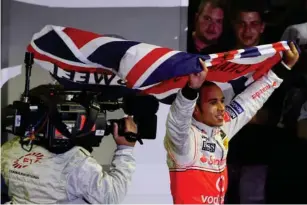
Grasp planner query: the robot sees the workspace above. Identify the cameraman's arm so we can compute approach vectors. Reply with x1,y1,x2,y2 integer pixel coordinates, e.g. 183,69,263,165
66,118,136,204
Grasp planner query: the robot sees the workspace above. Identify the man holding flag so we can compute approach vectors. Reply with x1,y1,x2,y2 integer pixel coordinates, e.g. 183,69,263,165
164,42,299,204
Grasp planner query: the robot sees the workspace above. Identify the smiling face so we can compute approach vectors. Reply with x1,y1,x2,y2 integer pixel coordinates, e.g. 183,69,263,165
195,2,224,44
193,84,225,127
234,11,265,48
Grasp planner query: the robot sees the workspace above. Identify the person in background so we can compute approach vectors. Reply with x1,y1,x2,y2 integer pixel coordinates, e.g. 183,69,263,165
276,20,307,132
225,4,268,204
225,3,298,203
281,22,307,46
231,4,266,49
278,5,307,130
187,0,227,54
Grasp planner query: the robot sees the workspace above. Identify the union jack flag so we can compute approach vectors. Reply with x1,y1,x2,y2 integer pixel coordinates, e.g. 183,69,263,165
27,25,291,104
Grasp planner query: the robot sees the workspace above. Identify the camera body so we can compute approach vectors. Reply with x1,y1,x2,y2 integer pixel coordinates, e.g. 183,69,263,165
2,52,158,153
11,99,106,149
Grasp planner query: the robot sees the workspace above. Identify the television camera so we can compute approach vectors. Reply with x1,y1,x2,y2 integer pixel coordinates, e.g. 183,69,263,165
2,52,159,154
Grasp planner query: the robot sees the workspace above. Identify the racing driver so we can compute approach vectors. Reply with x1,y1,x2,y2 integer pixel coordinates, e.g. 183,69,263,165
164,42,299,204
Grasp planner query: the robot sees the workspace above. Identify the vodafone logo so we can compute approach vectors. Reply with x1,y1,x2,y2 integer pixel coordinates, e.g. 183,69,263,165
216,176,226,192
12,152,44,169
200,175,227,204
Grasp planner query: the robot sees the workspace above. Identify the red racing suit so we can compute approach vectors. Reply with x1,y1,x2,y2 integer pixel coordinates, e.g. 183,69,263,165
164,69,284,204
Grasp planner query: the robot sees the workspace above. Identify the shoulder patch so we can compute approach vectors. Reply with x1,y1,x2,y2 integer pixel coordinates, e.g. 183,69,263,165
229,100,244,115
225,106,238,119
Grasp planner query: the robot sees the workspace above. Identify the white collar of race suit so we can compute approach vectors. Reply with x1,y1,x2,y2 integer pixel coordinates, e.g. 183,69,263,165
191,117,220,137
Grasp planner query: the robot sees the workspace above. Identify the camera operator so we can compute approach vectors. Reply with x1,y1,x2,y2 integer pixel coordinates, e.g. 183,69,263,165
1,116,137,204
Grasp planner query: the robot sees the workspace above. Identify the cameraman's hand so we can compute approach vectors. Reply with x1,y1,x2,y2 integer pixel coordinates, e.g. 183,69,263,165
113,116,137,147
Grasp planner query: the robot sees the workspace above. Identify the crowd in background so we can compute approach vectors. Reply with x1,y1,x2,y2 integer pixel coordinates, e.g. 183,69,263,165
187,0,307,203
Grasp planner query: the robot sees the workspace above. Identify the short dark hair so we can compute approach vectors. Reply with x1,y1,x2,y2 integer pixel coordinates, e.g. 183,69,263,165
197,0,226,14
197,81,218,105
200,81,217,88
231,1,267,23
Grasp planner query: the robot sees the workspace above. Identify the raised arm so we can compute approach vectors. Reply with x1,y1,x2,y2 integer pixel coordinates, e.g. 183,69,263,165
224,42,300,139
165,59,208,155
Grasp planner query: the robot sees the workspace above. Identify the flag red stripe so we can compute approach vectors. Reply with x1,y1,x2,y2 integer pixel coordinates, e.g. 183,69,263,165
125,47,173,88
251,53,282,80
272,41,285,52
63,27,102,49
226,49,240,60
215,52,225,58
211,50,239,62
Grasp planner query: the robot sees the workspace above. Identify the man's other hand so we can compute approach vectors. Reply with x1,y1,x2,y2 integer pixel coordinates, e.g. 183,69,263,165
113,116,137,147
283,41,300,69
188,58,208,89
